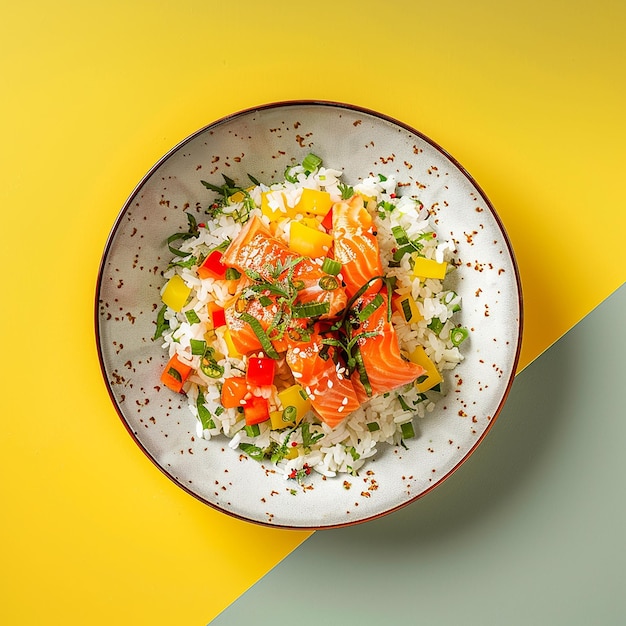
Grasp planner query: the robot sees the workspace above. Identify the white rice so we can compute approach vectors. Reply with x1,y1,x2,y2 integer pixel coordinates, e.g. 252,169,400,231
157,164,466,481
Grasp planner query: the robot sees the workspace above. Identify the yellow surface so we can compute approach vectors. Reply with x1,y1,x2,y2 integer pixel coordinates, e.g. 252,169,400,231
1,1,624,624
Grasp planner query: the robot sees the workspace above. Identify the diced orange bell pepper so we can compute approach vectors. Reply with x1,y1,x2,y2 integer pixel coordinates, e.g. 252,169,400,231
160,354,193,393
221,376,248,408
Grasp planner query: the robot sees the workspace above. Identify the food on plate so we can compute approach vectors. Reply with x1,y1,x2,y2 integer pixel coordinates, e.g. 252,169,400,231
154,155,468,480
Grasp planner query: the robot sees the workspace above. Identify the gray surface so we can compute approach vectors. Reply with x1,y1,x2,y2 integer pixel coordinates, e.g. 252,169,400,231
211,283,626,626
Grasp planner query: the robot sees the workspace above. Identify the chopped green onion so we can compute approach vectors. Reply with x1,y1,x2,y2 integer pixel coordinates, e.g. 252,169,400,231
318,276,339,291
366,422,380,432
185,310,201,324
430,383,442,393
302,153,322,172
378,174,387,182
244,424,261,437
239,311,280,359
397,395,411,412
291,301,331,319
393,243,420,262
284,165,298,183
428,317,444,335
358,293,384,321
400,421,415,439
321,257,342,275
416,374,429,385
282,406,297,422
258,295,273,307
225,267,241,280
443,290,462,312
450,327,469,347
347,446,360,461
391,225,410,245
190,339,207,355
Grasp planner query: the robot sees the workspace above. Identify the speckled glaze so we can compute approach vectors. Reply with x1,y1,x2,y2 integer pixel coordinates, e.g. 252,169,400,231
95,101,522,529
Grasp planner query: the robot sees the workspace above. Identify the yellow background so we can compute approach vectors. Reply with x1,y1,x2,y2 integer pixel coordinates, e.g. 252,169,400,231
1,1,624,624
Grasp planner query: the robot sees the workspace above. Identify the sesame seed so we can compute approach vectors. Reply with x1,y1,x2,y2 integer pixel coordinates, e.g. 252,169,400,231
341,397,349,405
293,371,302,379
327,380,334,389
338,405,345,413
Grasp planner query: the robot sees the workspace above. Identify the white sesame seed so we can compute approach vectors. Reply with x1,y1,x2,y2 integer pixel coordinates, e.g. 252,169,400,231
337,405,345,413
327,380,334,389
292,371,302,379
341,397,349,405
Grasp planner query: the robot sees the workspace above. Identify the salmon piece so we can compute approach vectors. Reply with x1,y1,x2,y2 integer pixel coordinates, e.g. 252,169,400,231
222,215,293,281
224,286,289,356
222,214,347,318
290,256,347,318
332,195,384,298
285,326,361,429
350,292,425,397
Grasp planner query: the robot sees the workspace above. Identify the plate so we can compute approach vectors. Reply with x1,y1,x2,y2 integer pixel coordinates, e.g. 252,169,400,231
95,101,522,529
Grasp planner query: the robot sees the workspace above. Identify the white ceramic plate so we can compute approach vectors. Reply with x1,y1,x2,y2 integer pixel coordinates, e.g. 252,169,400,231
95,101,522,529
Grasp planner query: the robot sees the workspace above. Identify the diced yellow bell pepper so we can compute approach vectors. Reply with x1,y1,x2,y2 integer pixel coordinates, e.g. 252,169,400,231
277,384,311,426
299,216,322,230
222,328,242,359
393,294,423,324
289,221,333,258
292,188,332,217
260,190,288,221
411,256,448,280
409,345,443,392
228,190,246,204
161,274,191,312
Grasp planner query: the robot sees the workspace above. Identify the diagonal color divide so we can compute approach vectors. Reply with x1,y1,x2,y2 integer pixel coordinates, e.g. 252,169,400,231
209,283,626,625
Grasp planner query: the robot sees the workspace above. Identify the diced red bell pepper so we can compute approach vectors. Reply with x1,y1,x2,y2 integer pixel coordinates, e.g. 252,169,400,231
243,395,270,425
208,301,226,328
198,250,227,280
246,357,276,387
221,376,249,408
160,354,193,393
321,207,333,232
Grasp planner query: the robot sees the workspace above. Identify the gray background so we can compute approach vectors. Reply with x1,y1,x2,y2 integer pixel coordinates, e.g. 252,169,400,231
211,283,625,625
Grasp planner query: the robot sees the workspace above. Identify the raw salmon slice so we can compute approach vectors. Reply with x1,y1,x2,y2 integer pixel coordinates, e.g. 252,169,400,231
332,195,384,298
285,326,361,429
350,291,425,397
222,215,347,318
